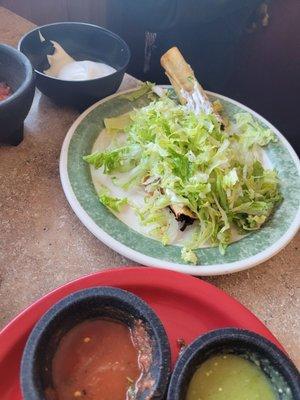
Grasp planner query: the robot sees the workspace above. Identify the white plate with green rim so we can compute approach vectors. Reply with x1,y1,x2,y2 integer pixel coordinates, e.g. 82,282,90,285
60,86,300,275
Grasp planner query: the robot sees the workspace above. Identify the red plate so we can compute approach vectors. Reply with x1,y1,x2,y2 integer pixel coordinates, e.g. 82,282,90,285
0,267,282,400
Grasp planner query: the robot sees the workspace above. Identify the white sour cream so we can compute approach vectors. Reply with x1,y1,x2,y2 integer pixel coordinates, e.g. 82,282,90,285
41,35,116,81
180,82,213,115
57,60,116,81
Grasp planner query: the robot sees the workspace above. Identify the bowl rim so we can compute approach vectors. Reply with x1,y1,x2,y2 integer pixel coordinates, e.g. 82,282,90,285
0,43,34,107
20,285,171,400
18,21,131,83
167,327,300,400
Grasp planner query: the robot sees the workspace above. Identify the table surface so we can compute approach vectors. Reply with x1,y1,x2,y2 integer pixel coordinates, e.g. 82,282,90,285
0,6,299,368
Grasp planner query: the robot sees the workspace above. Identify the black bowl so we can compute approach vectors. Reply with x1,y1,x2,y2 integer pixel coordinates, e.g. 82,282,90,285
18,22,130,109
21,286,171,400
0,44,35,145
168,328,300,400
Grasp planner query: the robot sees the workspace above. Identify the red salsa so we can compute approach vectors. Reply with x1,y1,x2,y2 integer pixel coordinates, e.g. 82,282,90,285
47,319,151,400
0,82,12,101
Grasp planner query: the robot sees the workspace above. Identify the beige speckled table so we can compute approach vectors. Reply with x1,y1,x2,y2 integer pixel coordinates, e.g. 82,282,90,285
0,6,299,368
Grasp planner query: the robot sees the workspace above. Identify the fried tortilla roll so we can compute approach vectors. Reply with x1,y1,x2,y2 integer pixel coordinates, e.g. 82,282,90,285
160,47,226,224
160,46,225,127
160,46,204,103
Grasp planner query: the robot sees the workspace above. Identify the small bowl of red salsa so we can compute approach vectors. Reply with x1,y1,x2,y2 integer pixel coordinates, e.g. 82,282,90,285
0,44,35,145
21,287,171,400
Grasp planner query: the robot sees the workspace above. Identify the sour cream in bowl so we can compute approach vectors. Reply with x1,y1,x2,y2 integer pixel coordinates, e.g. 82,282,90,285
56,60,116,81
19,22,130,109
40,34,117,81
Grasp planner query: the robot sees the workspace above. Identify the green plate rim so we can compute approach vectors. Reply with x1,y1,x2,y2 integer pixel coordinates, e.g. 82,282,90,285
60,87,300,275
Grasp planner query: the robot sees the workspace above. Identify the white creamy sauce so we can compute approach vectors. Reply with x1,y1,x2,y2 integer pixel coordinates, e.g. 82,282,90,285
57,60,116,81
90,128,250,248
41,35,116,81
180,83,213,115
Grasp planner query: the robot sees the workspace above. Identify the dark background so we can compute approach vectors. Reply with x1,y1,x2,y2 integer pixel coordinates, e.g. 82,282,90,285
1,0,299,154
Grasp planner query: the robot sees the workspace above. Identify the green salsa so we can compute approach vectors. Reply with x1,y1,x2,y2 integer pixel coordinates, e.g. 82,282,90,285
186,354,277,400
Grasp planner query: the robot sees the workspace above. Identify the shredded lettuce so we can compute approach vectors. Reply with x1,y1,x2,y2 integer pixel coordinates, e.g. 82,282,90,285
104,112,132,133
97,186,128,213
83,144,142,173
120,82,154,101
181,248,197,265
234,113,277,148
84,95,282,264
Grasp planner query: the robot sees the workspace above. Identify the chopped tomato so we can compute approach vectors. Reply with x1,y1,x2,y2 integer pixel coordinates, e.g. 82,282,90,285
0,82,12,101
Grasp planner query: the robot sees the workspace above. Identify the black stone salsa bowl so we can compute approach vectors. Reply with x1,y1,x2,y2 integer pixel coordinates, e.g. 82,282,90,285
167,328,300,400
21,286,171,400
0,44,35,145
18,22,130,109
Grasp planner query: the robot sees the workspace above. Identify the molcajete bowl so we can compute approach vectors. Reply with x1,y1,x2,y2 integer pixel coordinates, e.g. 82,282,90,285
21,286,171,400
0,44,35,145
167,328,300,400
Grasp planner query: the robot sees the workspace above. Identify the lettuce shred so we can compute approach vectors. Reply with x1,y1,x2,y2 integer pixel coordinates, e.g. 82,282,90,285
97,186,127,213
104,112,132,133
181,248,197,265
120,82,154,101
84,95,282,264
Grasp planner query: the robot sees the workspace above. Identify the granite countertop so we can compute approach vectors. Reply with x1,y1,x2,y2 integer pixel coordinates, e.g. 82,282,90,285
0,6,299,368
